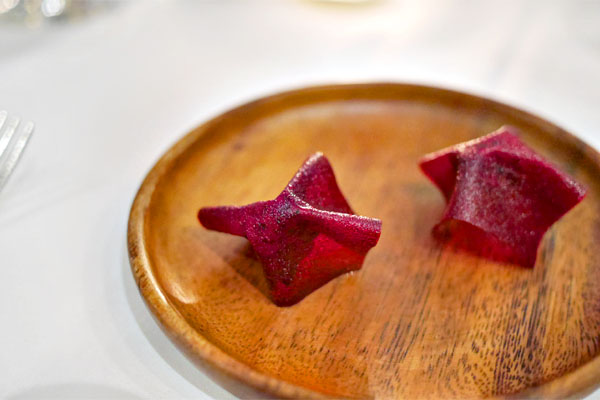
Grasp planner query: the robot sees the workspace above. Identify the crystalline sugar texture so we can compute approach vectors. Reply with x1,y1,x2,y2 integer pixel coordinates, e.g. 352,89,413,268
199,153,382,306
419,126,586,267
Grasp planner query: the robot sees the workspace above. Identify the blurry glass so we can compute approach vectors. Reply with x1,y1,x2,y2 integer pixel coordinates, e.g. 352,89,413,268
0,0,119,26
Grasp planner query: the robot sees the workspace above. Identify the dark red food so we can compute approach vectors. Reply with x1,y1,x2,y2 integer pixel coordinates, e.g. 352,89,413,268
419,126,586,268
199,153,382,306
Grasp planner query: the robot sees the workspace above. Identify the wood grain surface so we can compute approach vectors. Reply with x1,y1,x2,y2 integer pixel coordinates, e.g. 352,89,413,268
128,83,600,399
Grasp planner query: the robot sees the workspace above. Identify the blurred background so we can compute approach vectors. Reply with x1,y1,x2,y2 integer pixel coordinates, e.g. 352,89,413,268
1,0,599,399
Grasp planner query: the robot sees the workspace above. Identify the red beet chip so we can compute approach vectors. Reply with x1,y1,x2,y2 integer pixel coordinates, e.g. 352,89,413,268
199,153,382,306
419,126,586,268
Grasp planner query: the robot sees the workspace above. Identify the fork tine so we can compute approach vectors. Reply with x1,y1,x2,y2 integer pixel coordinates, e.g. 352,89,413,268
0,111,7,132
0,114,20,158
0,121,34,193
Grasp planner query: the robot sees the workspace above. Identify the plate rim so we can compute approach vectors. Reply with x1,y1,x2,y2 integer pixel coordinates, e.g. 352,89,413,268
127,82,600,399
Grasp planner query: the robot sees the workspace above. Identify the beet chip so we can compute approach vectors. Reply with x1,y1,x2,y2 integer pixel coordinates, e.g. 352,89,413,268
419,126,586,267
199,153,382,306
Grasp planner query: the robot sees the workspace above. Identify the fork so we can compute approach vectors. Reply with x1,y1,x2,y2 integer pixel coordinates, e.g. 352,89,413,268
0,111,34,194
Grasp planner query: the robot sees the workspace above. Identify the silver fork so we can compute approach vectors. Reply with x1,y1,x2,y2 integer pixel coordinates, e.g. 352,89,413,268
0,111,34,194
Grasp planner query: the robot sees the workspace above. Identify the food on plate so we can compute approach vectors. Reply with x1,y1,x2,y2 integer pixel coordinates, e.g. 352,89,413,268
199,153,382,306
419,126,586,267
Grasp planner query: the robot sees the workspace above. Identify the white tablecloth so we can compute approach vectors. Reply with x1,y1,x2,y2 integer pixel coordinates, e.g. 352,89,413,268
1,1,599,398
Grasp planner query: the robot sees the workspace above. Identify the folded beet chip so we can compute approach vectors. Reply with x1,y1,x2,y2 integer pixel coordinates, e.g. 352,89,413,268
419,126,586,268
199,153,382,306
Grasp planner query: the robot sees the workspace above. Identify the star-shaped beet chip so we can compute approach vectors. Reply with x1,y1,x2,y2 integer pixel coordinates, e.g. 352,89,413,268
199,153,382,306
419,126,586,268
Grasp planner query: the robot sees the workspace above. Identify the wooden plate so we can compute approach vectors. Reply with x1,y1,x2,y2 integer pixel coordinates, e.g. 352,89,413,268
128,83,600,399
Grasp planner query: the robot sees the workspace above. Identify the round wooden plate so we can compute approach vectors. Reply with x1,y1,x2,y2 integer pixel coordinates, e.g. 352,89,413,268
128,83,600,399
